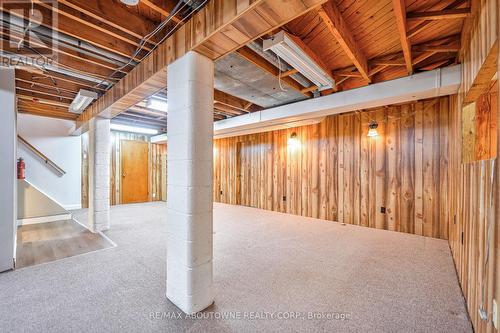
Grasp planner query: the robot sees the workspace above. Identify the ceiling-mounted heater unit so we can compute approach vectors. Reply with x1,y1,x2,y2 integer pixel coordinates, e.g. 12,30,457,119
263,31,335,91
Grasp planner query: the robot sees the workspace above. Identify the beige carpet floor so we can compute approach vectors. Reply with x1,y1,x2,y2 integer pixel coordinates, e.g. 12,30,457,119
0,202,472,332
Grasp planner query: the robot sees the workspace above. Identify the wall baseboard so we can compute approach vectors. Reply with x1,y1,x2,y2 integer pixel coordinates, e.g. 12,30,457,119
17,213,72,226
63,204,82,210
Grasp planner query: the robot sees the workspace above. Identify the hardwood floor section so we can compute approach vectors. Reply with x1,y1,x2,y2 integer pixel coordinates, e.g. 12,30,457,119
16,220,114,269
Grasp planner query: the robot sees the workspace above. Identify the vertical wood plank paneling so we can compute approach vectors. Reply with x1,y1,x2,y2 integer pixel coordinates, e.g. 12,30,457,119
401,103,415,234
414,101,424,236
359,112,370,227
213,96,455,240
337,116,345,222
375,109,387,230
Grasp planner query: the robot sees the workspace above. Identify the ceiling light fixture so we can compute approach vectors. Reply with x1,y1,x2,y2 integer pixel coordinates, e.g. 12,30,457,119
367,121,379,137
120,0,140,5
147,97,168,112
110,123,158,135
263,31,335,91
69,89,98,114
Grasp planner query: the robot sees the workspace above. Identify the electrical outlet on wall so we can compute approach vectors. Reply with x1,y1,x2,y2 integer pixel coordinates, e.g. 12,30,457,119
493,299,498,329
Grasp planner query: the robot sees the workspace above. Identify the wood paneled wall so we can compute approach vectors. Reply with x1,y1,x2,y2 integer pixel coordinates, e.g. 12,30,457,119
81,132,167,208
213,96,455,239
449,0,499,331
462,81,498,162
449,88,499,333
460,0,498,104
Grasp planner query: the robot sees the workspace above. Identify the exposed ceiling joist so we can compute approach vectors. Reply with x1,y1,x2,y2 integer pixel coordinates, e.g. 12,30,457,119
58,0,159,40
14,68,106,93
407,0,469,38
406,8,471,21
235,46,313,97
392,0,413,74
413,43,461,53
318,1,370,83
74,0,326,133
17,99,77,120
0,2,146,61
140,0,182,23
281,68,298,77
32,0,152,51
214,89,262,113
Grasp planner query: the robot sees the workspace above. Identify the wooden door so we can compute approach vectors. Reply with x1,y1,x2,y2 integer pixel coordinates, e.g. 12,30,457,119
121,140,149,204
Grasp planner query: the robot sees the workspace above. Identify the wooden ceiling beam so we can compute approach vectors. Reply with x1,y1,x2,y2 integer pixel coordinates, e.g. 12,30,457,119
0,32,128,80
392,0,413,74
15,68,108,92
0,28,129,73
140,0,182,24
18,108,77,120
58,0,159,41
119,112,167,125
281,68,299,77
15,69,102,95
112,117,166,130
318,1,370,83
214,103,246,116
407,0,468,38
369,59,406,66
75,0,326,133
17,94,71,108
128,105,167,118
333,70,363,78
32,0,153,51
407,8,471,21
235,46,313,97
413,43,461,53
17,100,77,120
0,3,146,61
16,80,77,99
16,87,74,104
214,89,262,113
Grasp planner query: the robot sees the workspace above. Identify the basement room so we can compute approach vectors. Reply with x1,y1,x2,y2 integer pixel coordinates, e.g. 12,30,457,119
0,0,498,332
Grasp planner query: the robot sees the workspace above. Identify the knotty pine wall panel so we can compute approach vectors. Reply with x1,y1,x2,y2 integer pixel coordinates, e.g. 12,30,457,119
213,96,455,239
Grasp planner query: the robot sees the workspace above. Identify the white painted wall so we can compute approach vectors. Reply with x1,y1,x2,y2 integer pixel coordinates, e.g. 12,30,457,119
17,114,82,210
0,68,16,272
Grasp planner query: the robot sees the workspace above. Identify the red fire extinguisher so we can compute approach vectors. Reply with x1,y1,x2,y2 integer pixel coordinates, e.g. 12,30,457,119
17,158,25,180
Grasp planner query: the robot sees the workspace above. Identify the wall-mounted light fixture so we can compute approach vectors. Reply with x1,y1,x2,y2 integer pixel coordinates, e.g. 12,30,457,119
367,121,379,137
287,132,300,149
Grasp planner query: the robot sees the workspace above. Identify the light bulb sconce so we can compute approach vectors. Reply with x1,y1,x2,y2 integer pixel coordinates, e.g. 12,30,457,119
287,132,300,148
367,121,379,137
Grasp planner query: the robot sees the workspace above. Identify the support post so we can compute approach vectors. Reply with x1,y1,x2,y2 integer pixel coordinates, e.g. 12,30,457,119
88,117,111,232
166,51,214,314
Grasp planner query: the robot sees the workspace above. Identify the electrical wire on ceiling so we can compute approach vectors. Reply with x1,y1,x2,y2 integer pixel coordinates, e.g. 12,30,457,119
7,0,207,92
93,0,209,89
276,53,288,92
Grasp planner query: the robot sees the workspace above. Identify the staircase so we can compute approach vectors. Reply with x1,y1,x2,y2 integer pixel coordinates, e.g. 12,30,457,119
17,136,72,225
17,179,72,225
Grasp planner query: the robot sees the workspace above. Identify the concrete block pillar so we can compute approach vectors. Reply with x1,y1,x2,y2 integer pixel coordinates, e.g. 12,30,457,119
166,51,214,314
88,116,110,232
0,68,16,272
